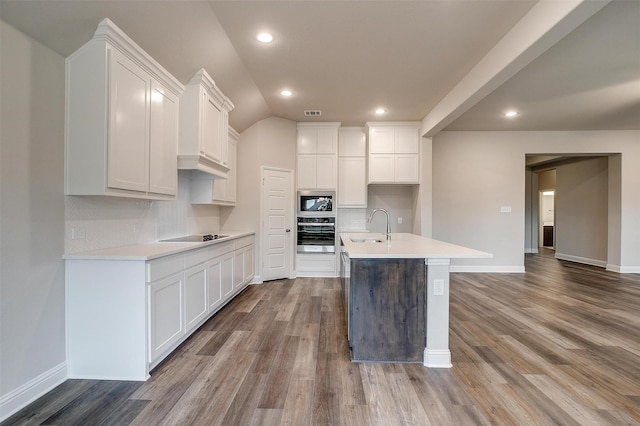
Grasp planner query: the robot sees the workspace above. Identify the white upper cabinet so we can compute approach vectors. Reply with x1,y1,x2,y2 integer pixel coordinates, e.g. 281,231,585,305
178,69,234,178
367,122,420,184
191,127,239,205
338,127,367,208
296,123,339,190
65,18,183,200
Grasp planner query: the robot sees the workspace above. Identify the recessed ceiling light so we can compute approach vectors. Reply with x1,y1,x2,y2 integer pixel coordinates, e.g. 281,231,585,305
504,110,519,118
256,32,274,43
375,108,386,115
280,90,292,97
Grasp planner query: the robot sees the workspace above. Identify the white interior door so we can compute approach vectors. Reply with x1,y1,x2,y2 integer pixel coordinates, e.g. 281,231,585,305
261,167,293,281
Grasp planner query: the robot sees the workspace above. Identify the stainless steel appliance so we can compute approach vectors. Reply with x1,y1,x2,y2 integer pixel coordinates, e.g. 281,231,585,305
297,191,335,217
297,217,336,253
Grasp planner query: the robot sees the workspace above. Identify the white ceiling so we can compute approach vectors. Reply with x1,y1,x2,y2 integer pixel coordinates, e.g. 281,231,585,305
1,0,638,134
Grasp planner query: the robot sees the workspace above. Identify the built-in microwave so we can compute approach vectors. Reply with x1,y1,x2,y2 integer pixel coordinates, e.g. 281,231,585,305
297,191,335,217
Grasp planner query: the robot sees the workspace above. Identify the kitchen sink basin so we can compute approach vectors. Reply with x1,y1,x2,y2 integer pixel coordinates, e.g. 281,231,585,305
350,237,384,243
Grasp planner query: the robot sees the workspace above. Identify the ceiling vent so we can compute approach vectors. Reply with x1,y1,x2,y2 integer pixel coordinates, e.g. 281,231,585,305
304,110,322,117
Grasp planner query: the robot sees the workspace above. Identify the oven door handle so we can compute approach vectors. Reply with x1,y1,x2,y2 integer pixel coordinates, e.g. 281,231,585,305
297,223,335,227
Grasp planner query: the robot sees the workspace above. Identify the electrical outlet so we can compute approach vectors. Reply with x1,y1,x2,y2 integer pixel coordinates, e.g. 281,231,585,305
397,217,403,224
433,279,445,295
71,227,86,240
500,206,512,213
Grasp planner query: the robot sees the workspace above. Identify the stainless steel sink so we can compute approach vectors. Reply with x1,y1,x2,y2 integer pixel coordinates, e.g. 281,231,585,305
350,237,384,243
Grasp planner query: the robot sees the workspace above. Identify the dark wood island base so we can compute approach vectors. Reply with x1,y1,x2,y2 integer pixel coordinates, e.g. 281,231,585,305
349,258,426,362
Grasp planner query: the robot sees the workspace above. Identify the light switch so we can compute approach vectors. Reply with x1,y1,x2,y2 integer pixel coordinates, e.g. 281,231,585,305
433,279,444,295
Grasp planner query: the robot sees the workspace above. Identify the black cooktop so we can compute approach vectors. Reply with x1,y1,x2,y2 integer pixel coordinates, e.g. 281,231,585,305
160,234,227,242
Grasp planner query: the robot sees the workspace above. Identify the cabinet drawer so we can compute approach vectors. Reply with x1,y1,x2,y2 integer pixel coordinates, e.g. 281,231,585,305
234,236,254,250
184,246,214,269
147,254,184,282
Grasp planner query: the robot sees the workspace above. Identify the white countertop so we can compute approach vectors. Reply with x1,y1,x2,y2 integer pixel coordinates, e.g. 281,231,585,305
63,231,254,261
340,233,492,259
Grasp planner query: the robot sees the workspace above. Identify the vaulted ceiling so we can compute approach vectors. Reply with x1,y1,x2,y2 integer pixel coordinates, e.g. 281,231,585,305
1,0,638,134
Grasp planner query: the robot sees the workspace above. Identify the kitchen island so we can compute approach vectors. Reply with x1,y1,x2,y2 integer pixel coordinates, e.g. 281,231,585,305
340,232,491,367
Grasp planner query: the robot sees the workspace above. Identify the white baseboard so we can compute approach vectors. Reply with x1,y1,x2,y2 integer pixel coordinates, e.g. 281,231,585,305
555,253,607,268
607,264,640,273
0,362,67,422
450,265,526,273
524,248,539,254
423,349,452,368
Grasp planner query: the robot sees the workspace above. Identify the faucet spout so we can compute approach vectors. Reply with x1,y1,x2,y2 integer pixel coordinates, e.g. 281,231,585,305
368,208,391,240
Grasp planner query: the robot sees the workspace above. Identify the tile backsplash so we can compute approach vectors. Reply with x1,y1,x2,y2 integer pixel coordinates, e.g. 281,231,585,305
65,171,220,253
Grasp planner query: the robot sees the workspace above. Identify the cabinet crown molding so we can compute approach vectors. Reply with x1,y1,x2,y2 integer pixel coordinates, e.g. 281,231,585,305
188,68,235,112
92,18,183,95
365,121,421,127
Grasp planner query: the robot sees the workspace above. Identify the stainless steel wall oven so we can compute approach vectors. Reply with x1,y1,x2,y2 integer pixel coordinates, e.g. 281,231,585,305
297,217,336,253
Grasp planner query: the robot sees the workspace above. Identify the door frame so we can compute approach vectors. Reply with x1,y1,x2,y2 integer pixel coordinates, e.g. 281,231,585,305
260,166,295,281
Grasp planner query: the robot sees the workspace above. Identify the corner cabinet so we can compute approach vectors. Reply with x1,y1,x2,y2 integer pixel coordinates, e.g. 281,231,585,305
178,69,234,178
66,234,255,381
65,18,183,200
297,123,340,190
367,122,420,184
338,127,367,207
190,127,239,205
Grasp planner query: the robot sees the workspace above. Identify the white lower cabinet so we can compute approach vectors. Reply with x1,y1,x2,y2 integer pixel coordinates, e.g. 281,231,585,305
296,253,337,277
184,263,208,332
149,272,185,362
66,234,255,381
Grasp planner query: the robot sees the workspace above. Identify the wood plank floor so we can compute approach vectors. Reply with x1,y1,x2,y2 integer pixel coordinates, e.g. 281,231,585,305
4,250,640,425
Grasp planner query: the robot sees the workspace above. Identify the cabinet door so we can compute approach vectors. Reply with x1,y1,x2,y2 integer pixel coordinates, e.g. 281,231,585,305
395,127,419,153
108,48,150,192
297,154,317,189
221,252,234,297
207,257,223,312
316,127,337,154
233,249,244,290
184,264,208,331
297,127,317,154
369,154,394,183
202,93,222,162
316,154,337,189
338,129,366,157
369,128,394,154
243,245,254,284
395,154,419,183
149,80,178,196
212,177,226,202
338,157,366,207
148,273,184,362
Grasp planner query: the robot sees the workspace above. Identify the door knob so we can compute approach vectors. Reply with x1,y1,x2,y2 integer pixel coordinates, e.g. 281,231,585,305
286,228,291,232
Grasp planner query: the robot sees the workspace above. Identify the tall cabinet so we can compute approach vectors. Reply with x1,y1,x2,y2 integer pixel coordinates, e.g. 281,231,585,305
338,127,367,207
65,18,183,200
296,123,340,190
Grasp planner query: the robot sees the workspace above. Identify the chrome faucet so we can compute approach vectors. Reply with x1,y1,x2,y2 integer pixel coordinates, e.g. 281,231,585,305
368,208,391,240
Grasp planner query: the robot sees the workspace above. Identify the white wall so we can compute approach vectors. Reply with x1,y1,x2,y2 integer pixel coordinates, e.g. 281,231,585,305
221,116,297,281
432,130,640,272
0,21,67,417
367,186,415,234
555,157,608,266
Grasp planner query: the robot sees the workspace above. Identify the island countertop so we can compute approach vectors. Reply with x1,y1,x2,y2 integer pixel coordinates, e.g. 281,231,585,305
340,232,492,259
